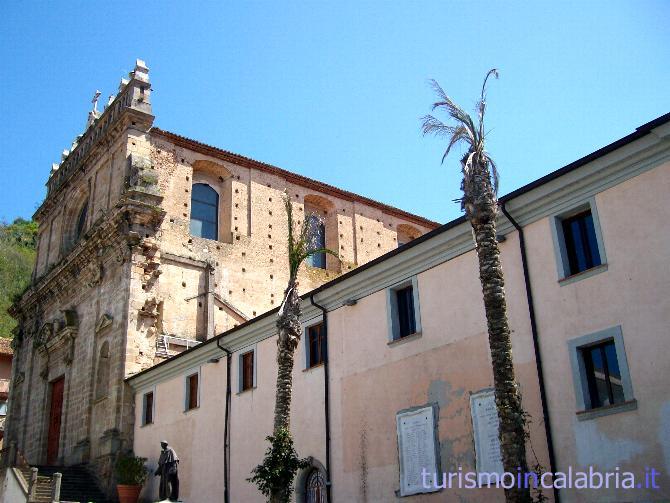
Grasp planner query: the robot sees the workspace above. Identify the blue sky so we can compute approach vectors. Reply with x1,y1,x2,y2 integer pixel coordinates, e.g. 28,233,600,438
1,1,668,224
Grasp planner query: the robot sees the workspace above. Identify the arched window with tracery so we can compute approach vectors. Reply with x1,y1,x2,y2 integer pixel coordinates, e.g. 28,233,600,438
95,341,110,400
305,469,327,503
190,183,219,240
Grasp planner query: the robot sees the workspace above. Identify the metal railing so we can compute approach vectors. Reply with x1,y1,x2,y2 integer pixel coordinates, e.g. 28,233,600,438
156,334,201,355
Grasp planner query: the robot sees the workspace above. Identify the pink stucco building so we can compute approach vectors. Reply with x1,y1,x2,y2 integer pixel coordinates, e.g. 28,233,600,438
128,112,670,502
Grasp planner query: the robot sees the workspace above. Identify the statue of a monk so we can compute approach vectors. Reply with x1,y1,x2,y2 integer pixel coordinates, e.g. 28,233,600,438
154,440,179,501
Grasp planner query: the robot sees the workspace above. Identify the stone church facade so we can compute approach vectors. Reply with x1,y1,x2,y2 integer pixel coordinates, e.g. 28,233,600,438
5,60,436,489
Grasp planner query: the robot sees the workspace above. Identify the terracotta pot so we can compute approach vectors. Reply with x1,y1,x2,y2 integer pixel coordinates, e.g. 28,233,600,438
117,484,142,503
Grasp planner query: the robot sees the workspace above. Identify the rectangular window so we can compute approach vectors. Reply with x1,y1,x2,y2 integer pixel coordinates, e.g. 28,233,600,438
568,326,636,419
561,210,601,275
186,372,199,411
307,323,326,368
387,277,422,342
581,341,624,409
551,200,607,283
0,400,7,416
241,351,254,392
396,286,416,338
142,391,154,425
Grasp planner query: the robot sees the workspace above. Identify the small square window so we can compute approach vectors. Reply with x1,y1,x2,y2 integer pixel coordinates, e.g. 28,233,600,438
185,372,199,411
239,349,256,392
142,391,154,425
551,199,607,282
306,323,326,368
387,277,422,342
568,326,636,420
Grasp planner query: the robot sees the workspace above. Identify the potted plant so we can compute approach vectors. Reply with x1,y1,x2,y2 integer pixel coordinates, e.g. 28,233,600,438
116,453,148,503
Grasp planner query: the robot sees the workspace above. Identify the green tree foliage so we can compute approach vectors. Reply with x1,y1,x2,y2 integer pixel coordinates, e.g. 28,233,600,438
0,218,37,338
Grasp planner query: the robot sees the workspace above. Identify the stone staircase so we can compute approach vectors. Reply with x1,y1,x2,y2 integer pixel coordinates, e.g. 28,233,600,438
24,465,111,503
16,466,52,502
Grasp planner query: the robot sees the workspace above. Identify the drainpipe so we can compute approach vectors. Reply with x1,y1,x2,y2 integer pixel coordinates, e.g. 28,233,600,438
500,203,560,503
310,295,332,503
216,338,232,503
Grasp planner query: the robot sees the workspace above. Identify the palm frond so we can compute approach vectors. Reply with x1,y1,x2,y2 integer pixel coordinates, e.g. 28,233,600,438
485,153,499,194
423,69,501,197
441,127,472,164
283,192,339,279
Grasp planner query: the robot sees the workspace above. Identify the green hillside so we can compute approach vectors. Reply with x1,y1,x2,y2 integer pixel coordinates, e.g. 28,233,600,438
0,219,37,338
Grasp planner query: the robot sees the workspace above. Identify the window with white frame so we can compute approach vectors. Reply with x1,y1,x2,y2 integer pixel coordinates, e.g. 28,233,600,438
142,390,154,426
386,276,422,342
568,326,636,419
239,347,257,392
185,370,200,411
550,199,607,281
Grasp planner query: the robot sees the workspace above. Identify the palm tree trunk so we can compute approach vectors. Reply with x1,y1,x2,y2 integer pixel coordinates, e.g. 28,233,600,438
273,277,301,433
471,216,532,503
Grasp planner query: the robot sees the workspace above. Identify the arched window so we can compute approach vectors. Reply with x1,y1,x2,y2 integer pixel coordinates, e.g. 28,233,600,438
190,183,219,240
305,469,327,503
397,224,421,248
95,341,110,400
307,214,326,269
75,202,88,241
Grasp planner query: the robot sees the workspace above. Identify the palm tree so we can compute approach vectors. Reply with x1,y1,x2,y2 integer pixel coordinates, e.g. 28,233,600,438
249,192,337,503
421,70,532,503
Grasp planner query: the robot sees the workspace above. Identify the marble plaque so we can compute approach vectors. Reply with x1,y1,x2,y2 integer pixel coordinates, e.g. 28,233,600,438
396,405,439,496
470,389,504,482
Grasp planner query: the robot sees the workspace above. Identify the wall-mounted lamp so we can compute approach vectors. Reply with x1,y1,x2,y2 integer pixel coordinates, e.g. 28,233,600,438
496,234,507,242
343,298,357,307
208,357,221,364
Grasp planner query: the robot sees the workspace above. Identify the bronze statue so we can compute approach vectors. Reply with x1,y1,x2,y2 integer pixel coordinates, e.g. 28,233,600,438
155,440,179,501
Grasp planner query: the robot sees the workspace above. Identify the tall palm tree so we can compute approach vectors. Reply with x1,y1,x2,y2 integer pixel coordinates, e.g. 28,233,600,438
250,193,337,503
421,70,532,503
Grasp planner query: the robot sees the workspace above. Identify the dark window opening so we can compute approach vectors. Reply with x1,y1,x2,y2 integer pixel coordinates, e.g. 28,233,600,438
241,351,254,391
582,340,624,409
190,183,219,240
75,202,88,241
396,286,416,338
143,392,154,425
562,210,601,275
307,214,326,269
308,323,326,368
186,373,199,410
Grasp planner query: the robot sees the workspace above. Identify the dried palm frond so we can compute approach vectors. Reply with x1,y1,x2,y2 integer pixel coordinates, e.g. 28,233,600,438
421,69,500,198
284,192,338,281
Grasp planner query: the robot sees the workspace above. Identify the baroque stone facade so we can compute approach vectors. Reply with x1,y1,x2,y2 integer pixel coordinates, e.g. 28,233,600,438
5,60,436,491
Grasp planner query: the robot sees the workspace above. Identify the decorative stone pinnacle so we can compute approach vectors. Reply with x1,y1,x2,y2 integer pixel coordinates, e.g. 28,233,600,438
132,58,150,83
119,78,130,93
91,90,102,114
